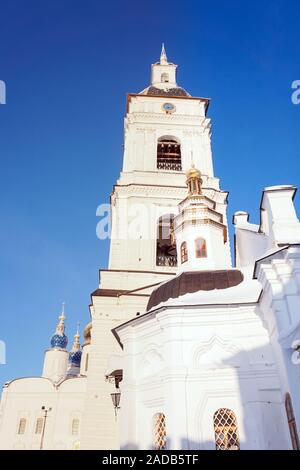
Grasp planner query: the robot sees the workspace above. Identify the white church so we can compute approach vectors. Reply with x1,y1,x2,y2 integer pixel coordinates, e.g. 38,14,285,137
1,46,300,450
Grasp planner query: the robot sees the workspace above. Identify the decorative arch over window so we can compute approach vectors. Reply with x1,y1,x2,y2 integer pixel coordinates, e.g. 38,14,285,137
157,136,181,171
72,418,80,436
153,413,166,450
35,417,43,434
285,393,300,449
156,214,177,267
213,408,240,450
195,237,207,258
17,418,26,435
181,241,188,264
161,73,169,83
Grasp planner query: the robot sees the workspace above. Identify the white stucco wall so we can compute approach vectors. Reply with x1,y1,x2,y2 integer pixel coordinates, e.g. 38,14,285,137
115,283,292,450
0,376,87,450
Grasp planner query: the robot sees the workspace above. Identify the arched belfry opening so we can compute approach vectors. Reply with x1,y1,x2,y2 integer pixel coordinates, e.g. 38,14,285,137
156,214,177,267
157,136,182,171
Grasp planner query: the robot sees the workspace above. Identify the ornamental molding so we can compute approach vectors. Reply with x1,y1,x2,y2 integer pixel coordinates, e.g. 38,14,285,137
113,185,187,198
112,184,227,201
135,127,157,133
191,335,244,370
183,125,211,136
142,397,165,408
128,113,208,125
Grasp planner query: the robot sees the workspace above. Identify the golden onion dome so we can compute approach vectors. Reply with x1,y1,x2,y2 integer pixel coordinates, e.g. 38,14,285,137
186,165,201,179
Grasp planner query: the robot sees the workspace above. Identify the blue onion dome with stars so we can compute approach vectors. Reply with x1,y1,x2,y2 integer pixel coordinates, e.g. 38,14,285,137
68,326,82,367
50,306,68,350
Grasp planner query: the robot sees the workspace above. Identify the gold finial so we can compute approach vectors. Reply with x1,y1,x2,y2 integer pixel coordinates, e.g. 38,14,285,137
56,302,66,334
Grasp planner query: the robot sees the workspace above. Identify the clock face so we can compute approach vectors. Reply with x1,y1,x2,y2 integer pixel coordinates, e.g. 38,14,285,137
162,102,176,113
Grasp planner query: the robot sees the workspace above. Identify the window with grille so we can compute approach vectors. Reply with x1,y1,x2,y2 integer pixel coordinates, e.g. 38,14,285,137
35,417,43,434
181,241,188,264
17,418,26,435
157,138,181,171
72,418,80,436
154,413,166,450
213,408,240,450
195,238,207,258
285,393,300,450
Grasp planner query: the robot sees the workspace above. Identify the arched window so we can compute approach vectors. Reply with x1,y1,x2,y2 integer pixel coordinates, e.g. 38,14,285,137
213,408,240,450
285,393,300,449
195,238,207,258
153,413,166,450
85,353,89,372
17,418,26,435
157,136,181,171
156,215,177,267
181,242,188,264
72,418,80,436
35,418,43,434
161,73,169,83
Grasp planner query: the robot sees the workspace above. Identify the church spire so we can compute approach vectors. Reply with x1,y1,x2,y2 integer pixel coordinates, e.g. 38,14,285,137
56,302,66,335
160,43,168,65
67,324,82,376
50,303,68,350
71,323,81,352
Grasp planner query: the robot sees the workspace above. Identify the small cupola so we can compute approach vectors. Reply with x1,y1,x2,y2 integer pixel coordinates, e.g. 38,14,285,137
173,166,230,272
67,325,82,377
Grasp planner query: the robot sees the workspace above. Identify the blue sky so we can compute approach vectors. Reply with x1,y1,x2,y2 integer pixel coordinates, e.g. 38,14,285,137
0,0,299,385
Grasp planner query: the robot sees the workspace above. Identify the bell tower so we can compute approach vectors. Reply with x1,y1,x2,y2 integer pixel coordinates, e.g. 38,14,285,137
81,47,231,449
109,44,222,273
151,43,178,89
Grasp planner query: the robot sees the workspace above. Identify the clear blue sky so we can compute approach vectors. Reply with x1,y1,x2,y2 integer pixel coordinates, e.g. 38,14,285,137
0,0,299,385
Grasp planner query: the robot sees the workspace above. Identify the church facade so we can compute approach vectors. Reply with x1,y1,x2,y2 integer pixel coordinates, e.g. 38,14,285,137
1,46,300,450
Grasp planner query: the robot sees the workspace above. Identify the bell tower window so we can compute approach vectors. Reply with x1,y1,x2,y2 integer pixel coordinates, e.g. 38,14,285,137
156,215,177,267
161,73,169,83
157,137,182,171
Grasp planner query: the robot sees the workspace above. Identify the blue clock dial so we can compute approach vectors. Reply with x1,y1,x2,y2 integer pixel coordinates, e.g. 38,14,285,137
163,102,175,112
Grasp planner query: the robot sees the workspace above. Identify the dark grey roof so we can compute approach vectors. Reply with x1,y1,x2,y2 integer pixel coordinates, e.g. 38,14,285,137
147,270,244,311
146,86,190,97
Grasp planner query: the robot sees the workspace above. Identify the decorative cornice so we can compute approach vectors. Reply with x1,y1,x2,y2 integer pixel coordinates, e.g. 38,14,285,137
112,183,227,202
127,113,209,125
